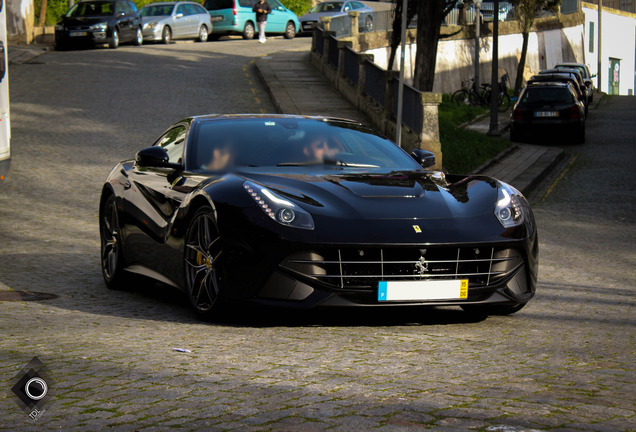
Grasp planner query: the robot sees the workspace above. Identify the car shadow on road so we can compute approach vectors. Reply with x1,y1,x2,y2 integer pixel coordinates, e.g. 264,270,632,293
0,251,490,327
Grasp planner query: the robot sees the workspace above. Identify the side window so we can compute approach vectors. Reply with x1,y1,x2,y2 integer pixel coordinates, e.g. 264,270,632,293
176,4,187,15
127,0,138,12
121,1,133,14
184,4,198,15
238,0,253,8
155,125,187,164
115,2,124,14
193,4,207,14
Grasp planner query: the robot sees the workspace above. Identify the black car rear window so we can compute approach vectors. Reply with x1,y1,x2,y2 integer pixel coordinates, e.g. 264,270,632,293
522,87,573,104
203,0,233,10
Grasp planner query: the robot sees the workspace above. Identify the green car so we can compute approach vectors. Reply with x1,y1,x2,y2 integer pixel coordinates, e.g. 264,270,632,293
203,0,299,40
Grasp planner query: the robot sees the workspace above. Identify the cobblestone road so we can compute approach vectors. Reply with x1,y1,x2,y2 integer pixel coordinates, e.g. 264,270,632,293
0,38,634,431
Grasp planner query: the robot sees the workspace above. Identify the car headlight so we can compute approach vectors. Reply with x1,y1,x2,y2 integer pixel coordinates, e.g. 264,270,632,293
55,24,64,31
243,181,315,230
494,182,526,228
89,22,108,31
144,21,158,31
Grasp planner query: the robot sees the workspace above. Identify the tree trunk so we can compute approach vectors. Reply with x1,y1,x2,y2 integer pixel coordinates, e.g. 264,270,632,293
514,31,530,93
39,0,48,27
412,1,444,91
388,0,403,72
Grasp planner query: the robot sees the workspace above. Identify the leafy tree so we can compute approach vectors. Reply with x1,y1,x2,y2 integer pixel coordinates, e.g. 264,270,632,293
511,0,561,93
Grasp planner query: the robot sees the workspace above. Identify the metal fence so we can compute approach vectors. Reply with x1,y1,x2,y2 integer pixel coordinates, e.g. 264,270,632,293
363,60,387,108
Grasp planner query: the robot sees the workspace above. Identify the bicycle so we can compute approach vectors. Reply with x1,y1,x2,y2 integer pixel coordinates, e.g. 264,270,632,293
451,78,491,107
451,74,512,112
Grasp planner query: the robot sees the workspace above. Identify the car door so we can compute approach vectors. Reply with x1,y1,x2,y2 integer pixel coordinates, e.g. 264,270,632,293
173,3,192,38
122,124,200,281
265,0,287,33
115,0,134,41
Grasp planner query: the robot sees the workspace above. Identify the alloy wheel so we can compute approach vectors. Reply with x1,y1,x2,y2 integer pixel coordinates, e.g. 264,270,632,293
184,208,224,316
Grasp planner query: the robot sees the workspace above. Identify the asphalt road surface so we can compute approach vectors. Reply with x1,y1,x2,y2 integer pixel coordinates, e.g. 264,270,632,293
1,38,634,431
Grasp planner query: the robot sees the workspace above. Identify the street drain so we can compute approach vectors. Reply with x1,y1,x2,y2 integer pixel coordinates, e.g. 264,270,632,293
0,290,59,302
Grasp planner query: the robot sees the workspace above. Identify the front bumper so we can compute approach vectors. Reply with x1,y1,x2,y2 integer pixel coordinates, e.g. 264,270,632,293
55,29,113,46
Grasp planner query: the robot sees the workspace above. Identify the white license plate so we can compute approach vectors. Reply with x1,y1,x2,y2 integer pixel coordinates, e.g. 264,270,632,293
70,31,88,37
378,279,468,301
210,15,224,22
534,111,559,117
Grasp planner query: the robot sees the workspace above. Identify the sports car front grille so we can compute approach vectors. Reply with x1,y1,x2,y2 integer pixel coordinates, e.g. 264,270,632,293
281,247,524,290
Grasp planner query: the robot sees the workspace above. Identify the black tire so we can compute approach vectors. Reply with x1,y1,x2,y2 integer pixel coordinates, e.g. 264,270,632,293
198,25,209,42
133,27,143,46
109,28,120,48
184,206,225,321
284,21,296,39
100,195,132,289
510,126,522,143
575,124,585,144
452,89,470,106
242,21,255,40
162,26,171,44
497,92,511,112
461,302,527,317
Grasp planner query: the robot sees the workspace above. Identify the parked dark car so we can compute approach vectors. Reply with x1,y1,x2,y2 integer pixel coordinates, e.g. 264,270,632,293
510,82,585,144
55,0,143,49
539,68,589,107
553,63,596,102
100,114,538,321
528,72,588,115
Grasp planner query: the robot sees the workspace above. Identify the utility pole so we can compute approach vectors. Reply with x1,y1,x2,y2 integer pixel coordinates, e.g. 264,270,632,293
487,0,500,136
474,0,482,89
597,0,602,93
395,0,407,147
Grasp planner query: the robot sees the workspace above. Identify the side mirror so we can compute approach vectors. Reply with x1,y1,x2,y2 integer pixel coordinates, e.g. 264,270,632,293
175,12,184,18
136,146,181,169
411,149,436,169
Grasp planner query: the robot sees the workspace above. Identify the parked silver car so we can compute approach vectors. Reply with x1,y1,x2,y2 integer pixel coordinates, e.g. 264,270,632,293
141,1,212,43
299,1,374,34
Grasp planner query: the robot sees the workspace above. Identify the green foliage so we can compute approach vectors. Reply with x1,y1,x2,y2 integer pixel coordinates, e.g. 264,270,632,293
34,0,71,26
438,94,510,174
280,0,313,16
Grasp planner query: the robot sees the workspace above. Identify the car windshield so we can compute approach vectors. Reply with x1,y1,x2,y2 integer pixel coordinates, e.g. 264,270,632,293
522,87,573,104
66,1,115,17
140,4,175,16
309,2,343,13
189,118,422,172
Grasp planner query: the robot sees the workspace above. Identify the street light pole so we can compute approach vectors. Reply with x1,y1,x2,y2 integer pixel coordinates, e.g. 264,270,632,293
474,0,482,89
487,0,500,136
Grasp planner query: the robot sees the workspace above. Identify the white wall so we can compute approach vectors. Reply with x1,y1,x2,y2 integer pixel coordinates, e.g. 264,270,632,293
583,4,636,95
361,7,635,96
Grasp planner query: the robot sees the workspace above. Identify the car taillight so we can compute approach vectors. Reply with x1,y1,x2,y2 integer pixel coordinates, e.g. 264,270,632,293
233,0,237,15
513,107,523,120
569,106,581,119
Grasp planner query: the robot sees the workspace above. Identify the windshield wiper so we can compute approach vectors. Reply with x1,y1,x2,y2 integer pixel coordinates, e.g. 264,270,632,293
277,159,379,168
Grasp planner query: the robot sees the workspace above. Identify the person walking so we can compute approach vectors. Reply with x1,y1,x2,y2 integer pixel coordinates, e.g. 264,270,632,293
253,0,271,43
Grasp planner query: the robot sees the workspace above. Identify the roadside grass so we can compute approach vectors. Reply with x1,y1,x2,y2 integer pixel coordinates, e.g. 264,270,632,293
438,94,511,175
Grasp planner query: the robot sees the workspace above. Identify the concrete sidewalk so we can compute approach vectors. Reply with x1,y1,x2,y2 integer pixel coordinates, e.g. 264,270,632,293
255,50,567,202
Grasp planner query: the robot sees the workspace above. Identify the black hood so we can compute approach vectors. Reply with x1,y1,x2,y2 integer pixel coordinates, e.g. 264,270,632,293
239,169,499,221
